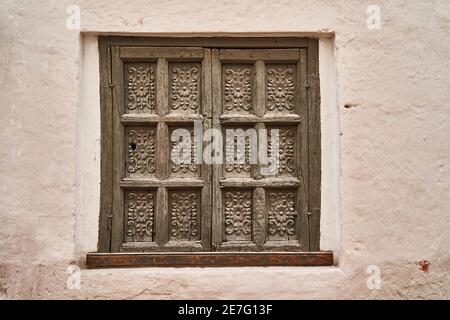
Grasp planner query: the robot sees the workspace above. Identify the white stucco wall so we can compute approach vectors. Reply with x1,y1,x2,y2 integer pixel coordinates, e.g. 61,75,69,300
0,0,449,299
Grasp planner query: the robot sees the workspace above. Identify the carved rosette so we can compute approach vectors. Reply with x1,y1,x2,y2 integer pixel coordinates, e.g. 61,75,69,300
224,191,252,240
171,66,199,111
267,191,296,239
170,192,199,240
268,128,295,175
225,135,252,174
224,67,252,112
267,67,294,112
170,130,198,175
127,129,156,175
126,191,154,241
127,66,155,112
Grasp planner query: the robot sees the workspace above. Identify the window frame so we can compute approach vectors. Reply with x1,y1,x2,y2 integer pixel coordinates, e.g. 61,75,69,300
88,36,330,268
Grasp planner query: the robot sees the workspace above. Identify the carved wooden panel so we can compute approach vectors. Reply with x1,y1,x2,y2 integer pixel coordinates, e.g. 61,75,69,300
124,189,155,242
169,63,201,114
222,64,254,115
223,190,252,241
267,126,297,177
169,189,201,241
125,126,157,178
266,189,297,241
265,64,296,115
125,63,156,114
169,126,200,178
223,126,254,178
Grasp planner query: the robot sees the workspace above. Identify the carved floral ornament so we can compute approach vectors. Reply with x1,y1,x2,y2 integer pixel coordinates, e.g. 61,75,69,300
267,192,296,237
267,67,295,112
224,67,252,112
225,135,252,174
171,129,198,174
170,192,198,239
127,129,156,175
224,191,252,237
127,191,154,239
127,66,155,111
171,66,199,111
268,128,295,175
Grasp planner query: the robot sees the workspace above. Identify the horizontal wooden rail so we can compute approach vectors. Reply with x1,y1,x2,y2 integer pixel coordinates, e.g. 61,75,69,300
86,252,334,268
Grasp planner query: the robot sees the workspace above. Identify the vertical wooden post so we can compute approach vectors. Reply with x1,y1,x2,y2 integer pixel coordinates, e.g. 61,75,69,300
307,39,321,251
253,187,266,248
298,47,310,250
98,37,113,252
211,49,223,251
111,46,125,252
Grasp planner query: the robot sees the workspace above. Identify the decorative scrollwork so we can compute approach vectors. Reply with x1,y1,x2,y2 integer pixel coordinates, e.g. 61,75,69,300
171,129,198,174
126,191,154,240
127,129,156,175
267,191,296,238
224,67,252,112
170,192,198,240
267,68,294,112
224,191,252,238
127,66,155,111
225,135,251,174
268,128,295,175
171,66,199,111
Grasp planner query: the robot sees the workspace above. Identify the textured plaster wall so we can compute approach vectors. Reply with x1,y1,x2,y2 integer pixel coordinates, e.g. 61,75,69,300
0,0,449,299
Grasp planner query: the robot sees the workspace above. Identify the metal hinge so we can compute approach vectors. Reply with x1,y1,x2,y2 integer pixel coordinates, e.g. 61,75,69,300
106,209,113,231
307,208,320,216
202,113,212,124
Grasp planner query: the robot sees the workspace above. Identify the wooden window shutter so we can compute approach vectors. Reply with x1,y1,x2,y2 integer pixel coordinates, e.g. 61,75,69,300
211,48,310,252
108,46,212,253
91,37,330,267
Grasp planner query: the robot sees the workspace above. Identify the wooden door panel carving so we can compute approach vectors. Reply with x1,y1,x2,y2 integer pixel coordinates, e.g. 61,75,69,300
265,64,297,115
266,189,297,241
168,189,201,242
125,126,157,178
124,189,156,243
222,64,255,115
266,125,297,178
169,62,201,114
223,125,255,178
124,62,157,114
169,126,200,178
223,189,253,242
